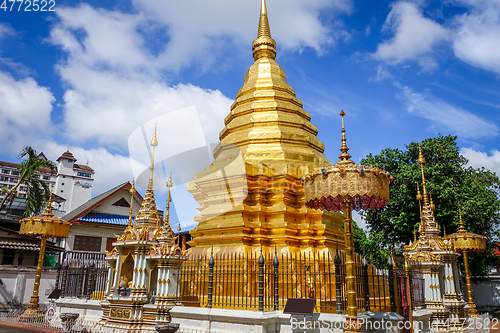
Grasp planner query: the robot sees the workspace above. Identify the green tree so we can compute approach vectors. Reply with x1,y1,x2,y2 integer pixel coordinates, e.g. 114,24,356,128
353,222,389,267
0,146,56,217
359,135,500,276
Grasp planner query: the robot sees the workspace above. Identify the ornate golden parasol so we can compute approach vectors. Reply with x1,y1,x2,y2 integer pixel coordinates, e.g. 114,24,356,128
446,204,486,317
19,188,70,320
304,110,392,332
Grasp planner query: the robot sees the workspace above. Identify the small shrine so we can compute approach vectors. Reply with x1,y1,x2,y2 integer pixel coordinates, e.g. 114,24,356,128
404,144,466,331
101,126,186,332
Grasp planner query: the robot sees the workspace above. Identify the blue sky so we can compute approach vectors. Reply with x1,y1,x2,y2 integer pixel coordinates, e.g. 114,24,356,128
1,0,499,230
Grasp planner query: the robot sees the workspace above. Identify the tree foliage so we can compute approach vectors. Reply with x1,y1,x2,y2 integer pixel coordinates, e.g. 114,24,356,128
0,146,56,217
358,135,500,276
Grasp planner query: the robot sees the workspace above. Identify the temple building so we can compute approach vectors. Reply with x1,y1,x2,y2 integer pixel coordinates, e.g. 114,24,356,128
101,127,185,331
404,144,466,330
187,0,344,257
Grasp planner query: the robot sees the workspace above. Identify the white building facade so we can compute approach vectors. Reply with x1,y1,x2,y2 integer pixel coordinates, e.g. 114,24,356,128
54,150,95,213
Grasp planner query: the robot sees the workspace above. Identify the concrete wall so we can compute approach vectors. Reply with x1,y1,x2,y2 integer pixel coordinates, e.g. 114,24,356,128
0,265,57,309
472,275,500,313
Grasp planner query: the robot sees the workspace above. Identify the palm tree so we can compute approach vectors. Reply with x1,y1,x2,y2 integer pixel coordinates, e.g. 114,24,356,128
0,146,56,217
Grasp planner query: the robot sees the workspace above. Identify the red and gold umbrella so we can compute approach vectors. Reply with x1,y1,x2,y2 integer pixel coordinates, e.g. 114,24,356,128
304,110,392,332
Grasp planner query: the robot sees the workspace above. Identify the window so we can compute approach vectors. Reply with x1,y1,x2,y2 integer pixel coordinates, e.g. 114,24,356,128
35,175,40,179
74,235,101,251
12,171,19,176
43,175,50,180
77,172,92,178
106,237,117,252
62,183,65,186
63,176,66,178
60,190,64,193
2,169,10,174
18,193,27,199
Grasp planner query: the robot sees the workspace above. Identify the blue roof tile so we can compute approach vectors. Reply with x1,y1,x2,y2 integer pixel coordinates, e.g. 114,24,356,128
80,212,133,225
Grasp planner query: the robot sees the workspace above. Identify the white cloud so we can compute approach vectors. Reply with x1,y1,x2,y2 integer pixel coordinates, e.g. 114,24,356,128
132,0,352,70
373,2,449,69
49,4,233,150
0,23,15,39
35,0,353,196
399,86,499,139
461,148,500,176
369,65,393,82
452,0,500,74
0,71,55,153
51,4,150,73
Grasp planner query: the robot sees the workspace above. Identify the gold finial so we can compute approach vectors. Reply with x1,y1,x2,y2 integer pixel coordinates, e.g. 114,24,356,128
258,0,271,38
128,180,136,228
166,171,173,188
458,204,466,232
42,185,54,216
417,143,430,207
164,173,172,228
147,125,158,191
165,171,173,228
418,199,425,235
429,193,435,211
414,226,417,242
252,0,277,61
443,224,446,237
416,183,422,201
150,123,158,147
337,110,353,164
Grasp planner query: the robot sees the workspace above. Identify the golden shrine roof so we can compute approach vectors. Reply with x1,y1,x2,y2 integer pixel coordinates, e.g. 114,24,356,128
213,0,330,175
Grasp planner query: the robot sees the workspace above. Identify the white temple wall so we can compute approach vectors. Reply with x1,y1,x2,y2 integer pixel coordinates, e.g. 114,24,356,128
0,266,56,308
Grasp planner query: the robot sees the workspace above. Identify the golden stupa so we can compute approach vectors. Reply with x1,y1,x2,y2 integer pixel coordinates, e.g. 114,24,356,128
187,0,343,256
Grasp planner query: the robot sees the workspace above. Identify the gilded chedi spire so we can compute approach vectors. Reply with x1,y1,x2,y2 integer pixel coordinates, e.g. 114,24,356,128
213,0,329,173
187,0,339,253
135,126,161,228
336,110,354,164
416,143,439,236
253,0,276,60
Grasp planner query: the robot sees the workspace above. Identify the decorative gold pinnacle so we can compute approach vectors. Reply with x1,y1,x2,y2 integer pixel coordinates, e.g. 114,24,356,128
148,124,158,191
258,0,271,38
337,110,353,164
134,126,161,228
458,204,466,232
416,183,422,201
252,0,277,61
128,180,136,228
418,143,430,208
42,185,54,217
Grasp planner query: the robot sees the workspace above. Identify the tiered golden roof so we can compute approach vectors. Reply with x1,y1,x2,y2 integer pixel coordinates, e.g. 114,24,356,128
187,0,343,254
214,0,329,170
404,144,454,260
446,205,486,252
135,125,161,228
19,188,70,238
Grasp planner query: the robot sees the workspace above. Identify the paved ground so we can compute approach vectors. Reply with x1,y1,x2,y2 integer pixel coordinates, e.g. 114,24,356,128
0,322,58,333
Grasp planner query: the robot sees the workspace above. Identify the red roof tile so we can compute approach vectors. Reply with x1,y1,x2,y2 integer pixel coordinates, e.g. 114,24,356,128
57,150,77,162
74,164,95,172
